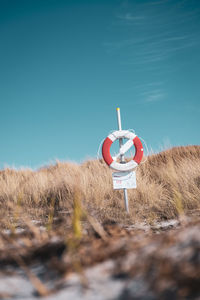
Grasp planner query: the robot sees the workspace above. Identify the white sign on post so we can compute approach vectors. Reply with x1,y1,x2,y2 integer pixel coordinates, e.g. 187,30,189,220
112,171,137,190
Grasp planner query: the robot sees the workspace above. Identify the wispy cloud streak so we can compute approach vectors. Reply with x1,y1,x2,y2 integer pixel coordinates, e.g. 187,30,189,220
104,0,200,104
104,0,200,67
140,89,166,103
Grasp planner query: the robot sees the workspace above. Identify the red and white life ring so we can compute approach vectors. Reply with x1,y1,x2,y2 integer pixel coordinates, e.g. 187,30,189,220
102,130,143,171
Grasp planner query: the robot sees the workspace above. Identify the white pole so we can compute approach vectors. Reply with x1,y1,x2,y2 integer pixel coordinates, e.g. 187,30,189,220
116,107,122,131
116,108,124,162
116,108,129,213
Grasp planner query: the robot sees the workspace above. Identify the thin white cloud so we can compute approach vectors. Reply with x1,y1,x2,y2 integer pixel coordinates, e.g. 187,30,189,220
140,89,166,103
104,32,199,69
146,93,165,103
110,81,165,93
117,13,145,21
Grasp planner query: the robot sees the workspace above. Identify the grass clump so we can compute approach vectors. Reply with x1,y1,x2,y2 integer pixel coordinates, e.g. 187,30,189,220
0,145,199,229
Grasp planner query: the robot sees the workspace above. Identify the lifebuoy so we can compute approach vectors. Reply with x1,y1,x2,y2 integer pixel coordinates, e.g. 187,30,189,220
102,130,143,171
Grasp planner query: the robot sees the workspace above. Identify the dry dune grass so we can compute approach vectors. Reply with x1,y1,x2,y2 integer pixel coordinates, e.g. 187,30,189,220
0,145,200,230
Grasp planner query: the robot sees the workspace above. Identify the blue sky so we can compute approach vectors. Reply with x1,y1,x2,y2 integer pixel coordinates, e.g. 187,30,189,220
0,0,200,169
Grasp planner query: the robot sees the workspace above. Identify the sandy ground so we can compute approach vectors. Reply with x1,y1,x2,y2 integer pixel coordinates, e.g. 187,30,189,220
0,261,126,300
0,218,199,300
